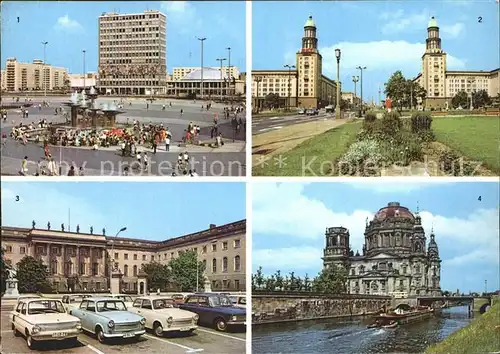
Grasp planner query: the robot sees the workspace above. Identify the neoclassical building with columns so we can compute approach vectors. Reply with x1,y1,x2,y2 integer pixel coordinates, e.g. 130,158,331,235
322,202,441,297
1,220,246,293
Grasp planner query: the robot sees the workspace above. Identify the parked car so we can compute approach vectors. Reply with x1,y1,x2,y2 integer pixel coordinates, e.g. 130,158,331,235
10,298,82,349
128,296,198,336
228,295,246,309
70,297,146,343
179,293,246,332
61,294,92,312
101,294,134,309
306,108,319,115
325,105,335,113
9,295,42,322
297,108,306,115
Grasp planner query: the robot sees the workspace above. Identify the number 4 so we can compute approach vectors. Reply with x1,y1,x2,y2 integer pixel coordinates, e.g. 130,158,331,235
478,196,482,201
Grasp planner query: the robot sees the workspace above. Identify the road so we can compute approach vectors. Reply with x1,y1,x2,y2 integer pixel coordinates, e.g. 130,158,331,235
252,113,331,135
1,310,246,354
1,98,246,176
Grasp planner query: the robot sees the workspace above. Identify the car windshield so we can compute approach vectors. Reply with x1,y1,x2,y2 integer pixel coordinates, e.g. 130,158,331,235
70,296,87,303
28,300,66,315
208,295,233,307
153,299,175,309
96,300,127,312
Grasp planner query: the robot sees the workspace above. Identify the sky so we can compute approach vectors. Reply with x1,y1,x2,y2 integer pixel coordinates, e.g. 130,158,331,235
1,1,246,74
253,0,499,103
1,182,245,241
253,181,500,293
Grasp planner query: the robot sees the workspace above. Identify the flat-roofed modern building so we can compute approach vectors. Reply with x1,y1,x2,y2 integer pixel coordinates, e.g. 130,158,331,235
1,220,246,293
172,66,240,81
3,57,68,92
97,10,167,95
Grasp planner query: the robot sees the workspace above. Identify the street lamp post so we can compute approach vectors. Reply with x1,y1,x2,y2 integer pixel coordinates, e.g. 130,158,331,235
356,66,367,116
197,37,206,99
284,64,296,111
226,47,231,101
82,50,86,93
352,76,359,109
109,227,127,278
255,77,262,113
467,78,475,110
41,41,48,98
216,58,227,102
335,49,341,120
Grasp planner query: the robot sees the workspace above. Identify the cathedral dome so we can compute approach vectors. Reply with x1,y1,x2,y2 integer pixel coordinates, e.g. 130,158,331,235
373,202,415,222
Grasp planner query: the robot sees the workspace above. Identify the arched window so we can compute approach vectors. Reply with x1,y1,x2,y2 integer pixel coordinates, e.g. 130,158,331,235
212,258,217,273
222,257,228,272
234,256,241,272
124,265,128,277
133,265,137,276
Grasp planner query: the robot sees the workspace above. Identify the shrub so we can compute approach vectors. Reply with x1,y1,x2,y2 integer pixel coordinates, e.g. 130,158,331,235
338,140,384,176
379,111,403,137
364,111,377,123
439,150,478,176
410,112,433,133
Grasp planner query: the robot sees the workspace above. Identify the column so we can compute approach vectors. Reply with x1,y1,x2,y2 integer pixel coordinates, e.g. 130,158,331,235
76,246,81,276
62,245,66,276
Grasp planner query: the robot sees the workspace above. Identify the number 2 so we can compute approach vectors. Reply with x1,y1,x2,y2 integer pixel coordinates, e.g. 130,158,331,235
478,17,482,23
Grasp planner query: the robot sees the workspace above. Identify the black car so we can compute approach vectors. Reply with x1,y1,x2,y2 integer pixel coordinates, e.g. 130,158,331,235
179,293,246,332
306,108,319,115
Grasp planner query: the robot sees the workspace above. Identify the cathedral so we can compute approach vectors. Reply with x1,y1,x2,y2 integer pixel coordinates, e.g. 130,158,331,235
322,202,442,297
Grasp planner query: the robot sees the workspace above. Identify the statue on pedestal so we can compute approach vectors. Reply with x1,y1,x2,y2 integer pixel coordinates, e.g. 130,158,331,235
47,221,51,230
203,270,212,292
3,266,19,298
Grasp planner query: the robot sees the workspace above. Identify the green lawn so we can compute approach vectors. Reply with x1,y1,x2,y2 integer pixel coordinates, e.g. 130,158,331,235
254,121,361,176
432,116,500,173
426,300,500,354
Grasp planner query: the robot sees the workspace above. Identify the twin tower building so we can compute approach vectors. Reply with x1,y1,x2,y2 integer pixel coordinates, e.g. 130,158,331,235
322,202,442,297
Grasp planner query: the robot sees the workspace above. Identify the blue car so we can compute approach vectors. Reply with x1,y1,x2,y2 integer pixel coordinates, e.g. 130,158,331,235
179,293,246,332
70,297,146,343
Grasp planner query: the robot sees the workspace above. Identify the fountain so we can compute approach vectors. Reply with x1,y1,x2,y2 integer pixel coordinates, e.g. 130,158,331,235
101,101,124,127
62,91,82,127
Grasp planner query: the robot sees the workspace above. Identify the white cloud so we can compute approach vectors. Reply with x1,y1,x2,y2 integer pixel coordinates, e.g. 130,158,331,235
160,1,202,35
319,41,466,77
253,247,321,273
1,184,108,234
347,181,447,194
53,15,83,32
441,23,465,38
380,10,428,35
253,183,499,272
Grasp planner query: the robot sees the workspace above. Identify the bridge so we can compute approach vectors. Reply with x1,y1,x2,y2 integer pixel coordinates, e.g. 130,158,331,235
393,296,492,314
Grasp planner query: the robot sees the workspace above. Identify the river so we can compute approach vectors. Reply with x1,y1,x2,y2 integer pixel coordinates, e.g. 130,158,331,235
252,306,473,354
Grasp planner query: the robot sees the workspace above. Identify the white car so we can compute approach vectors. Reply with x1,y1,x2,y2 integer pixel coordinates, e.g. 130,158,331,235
229,295,246,309
128,296,198,336
11,298,82,349
61,294,92,312
107,294,135,308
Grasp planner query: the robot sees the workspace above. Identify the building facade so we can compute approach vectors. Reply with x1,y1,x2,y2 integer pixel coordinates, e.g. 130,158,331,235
1,69,6,91
3,58,68,92
165,67,245,99
414,17,499,109
172,67,240,82
97,10,167,95
322,202,441,297
252,16,337,109
68,73,99,89
1,220,246,293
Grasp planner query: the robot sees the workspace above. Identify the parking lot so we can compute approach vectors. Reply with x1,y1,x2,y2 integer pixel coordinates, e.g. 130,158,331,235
1,310,246,354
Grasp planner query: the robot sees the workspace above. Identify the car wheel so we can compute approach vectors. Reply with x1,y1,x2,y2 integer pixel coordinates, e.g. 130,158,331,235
26,334,36,349
214,317,228,332
153,323,163,337
96,328,106,344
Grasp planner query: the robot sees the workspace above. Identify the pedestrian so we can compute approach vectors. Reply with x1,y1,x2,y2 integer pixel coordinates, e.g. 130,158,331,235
153,136,158,154
121,140,126,156
165,134,170,151
67,166,76,176
143,152,148,170
20,156,28,175
78,166,85,176
136,151,142,169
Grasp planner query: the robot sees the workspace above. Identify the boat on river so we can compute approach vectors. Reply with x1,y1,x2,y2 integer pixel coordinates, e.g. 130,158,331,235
368,304,434,327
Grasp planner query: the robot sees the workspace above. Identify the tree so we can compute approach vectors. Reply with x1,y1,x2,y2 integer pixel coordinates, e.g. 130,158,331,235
384,71,426,111
168,250,205,292
264,93,281,109
0,249,10,294
340,98,350,110
274,270,284,291
451,91,469,109
304,274,311,292
264,275,276,291
142,262,171,292
17,256,52,293
254,266,265,290
312,265,348,294
472,89,491,108
289,272,297,291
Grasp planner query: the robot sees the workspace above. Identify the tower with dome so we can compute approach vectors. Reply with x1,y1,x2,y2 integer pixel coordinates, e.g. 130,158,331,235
322,202,442,297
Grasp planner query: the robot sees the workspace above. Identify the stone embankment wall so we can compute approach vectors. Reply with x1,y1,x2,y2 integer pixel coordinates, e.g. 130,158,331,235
252,292,391,324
